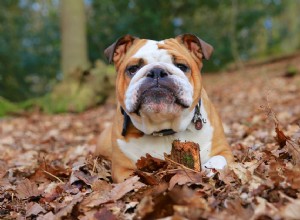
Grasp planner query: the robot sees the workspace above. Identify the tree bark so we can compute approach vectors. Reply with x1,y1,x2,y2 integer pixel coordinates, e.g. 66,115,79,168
171,140,201,171
60,0,89,76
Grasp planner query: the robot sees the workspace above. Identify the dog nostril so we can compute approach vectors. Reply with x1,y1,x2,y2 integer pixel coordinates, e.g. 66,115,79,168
146,71,155,78
160,71,168,78
146,68,168,79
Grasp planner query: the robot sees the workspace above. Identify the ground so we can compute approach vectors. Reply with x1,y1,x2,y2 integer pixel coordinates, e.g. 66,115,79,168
0,54,300,219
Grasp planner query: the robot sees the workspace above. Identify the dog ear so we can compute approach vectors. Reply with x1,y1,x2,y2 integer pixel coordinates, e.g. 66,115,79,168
176,33,214,60
104,35,139,64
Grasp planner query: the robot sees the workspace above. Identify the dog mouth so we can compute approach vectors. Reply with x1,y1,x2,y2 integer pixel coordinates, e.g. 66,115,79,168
131,86,189,115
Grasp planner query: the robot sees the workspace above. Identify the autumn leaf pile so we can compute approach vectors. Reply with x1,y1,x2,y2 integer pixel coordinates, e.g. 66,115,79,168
1,55,300,219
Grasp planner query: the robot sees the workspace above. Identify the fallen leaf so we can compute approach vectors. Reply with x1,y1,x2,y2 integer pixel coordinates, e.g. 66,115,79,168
94,208,117,220
110,176,145,201
81,190,112,208
134,170,159,185
0,161,7,178
71,170,97,186
91,179,111,192
280,199,300,219
55,193,83,219
275,125,289,148
37,211,55,220
16,178,41,199
26,202,46,217
81,176,144,208
136,153,167,172
168,170,202,190
225,199,254,219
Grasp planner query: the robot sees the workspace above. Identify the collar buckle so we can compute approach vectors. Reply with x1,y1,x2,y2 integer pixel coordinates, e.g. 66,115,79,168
152,129,176,137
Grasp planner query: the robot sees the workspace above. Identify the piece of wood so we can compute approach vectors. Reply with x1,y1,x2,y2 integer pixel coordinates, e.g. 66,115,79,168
170,140,201,171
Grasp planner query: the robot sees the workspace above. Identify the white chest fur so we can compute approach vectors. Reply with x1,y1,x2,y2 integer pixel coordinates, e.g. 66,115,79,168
117,104,214,165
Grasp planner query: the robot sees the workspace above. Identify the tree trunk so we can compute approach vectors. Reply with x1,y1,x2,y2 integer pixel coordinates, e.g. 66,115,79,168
229,0,243,69
60,0,89,76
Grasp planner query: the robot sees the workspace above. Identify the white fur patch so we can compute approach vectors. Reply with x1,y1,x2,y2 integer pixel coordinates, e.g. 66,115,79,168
133,40,172,64
202,155,227,177
117,103,214,165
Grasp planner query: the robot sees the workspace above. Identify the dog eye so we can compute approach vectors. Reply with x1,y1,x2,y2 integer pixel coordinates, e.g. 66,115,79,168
176,64,189,72
126,65,140,75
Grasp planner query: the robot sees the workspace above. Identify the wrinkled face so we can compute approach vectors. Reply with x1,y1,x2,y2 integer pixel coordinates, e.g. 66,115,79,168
106,34,213,134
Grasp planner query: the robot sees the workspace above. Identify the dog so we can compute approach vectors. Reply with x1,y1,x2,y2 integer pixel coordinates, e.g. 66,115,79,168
96,34,233,182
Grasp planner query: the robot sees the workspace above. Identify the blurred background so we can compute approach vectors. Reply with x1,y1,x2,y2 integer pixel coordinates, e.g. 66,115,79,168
0,0,300,116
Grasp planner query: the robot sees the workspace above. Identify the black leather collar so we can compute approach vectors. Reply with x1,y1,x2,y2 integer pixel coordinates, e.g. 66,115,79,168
120,99,206,137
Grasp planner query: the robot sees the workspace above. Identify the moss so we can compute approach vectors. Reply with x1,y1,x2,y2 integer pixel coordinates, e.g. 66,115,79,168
19,60,116,114
1,60,115,115
285,65,299,77
0,97,19,117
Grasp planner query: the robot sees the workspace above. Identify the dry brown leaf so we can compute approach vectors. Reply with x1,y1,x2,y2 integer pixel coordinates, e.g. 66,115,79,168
136,153,167,172
275,125,289,148
82,176,144,208
37,211,55,220
42,183,65,203
55,193,83,219
218,167,238,185
225,199,253,219
72,170,97,186
110,175,145,201
168,170,202,190
252,197,278,218
91,179,112,192
33,159,70,183
81,190,112,208
134,170,159,185
0,161,7,179
280,199,300,219
284,168,300,189
1,58,300,219
230,162,264,190
135,196,154,219
94,207,117,220
26,202,46,217
16,178,41,199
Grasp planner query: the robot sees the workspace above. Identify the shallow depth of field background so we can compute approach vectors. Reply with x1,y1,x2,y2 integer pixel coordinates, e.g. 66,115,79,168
0,0,300,115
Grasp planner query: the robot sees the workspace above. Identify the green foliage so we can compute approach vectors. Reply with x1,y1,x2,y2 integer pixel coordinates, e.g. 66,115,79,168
19,60,115,114
0,0,59,102
88,0,300,71
285,65,299,77
0,97,19,117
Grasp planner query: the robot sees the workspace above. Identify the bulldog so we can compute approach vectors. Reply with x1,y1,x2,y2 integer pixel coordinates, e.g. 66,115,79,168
96,34,233,182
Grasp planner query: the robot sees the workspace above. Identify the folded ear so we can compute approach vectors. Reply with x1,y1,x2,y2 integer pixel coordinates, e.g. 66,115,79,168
104,35,139,64
175,33,214,60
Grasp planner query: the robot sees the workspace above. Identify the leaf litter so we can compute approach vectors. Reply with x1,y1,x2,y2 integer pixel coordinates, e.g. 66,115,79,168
0,56,300,219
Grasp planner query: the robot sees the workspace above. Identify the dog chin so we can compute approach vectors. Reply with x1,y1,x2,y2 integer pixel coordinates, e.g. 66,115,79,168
140,101,183,114
134,87,188,115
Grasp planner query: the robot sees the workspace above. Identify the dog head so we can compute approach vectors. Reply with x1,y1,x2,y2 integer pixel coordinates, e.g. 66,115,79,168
105,34,213,134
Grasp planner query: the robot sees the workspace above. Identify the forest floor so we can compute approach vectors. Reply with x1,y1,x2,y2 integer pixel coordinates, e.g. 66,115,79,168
1,53,300,219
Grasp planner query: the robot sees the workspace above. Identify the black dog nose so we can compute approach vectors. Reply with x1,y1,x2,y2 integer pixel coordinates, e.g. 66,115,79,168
146,68,168,79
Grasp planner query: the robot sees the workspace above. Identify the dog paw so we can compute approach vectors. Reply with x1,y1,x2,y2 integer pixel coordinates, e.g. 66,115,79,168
202,155,227,177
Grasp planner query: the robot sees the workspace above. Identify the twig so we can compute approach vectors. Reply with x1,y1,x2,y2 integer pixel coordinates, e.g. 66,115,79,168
42,169,64,183
92,157,98,173
156,168,188,175
164,155,199,174
287,139,300,153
